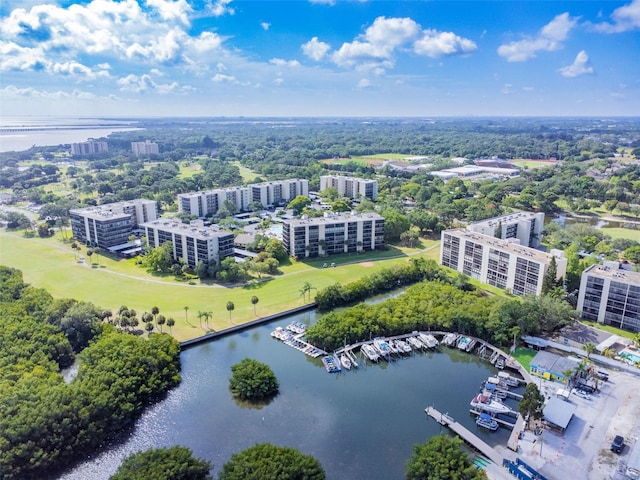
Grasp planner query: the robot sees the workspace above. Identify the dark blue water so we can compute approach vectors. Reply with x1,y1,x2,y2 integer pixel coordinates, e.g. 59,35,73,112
60,311,513,479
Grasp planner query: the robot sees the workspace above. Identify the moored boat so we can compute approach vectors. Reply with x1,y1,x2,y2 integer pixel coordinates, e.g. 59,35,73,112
442,332,458,347
322,355,341,373
476,413,499,431
419,333,439,349
470,394,514,415
407,336,424,350
395,339,412,353
361,344,380,362
457,337,471,351
373,338,391,357
498,371,520,387
339,354,352,370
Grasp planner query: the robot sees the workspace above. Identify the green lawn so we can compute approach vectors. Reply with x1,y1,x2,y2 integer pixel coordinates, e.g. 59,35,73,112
511,160,557,169
0,229,441,342
512,347,537,371
580,320,637,340
233,161,259,182
601,227,640,242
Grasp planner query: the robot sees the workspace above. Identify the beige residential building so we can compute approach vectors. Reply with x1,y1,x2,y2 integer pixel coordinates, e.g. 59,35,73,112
319,175,378,201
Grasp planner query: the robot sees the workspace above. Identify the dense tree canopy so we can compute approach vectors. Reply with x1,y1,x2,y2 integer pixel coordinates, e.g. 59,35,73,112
218,443,325,480
110,446,212,480
406,435,486,480
229,358,279,401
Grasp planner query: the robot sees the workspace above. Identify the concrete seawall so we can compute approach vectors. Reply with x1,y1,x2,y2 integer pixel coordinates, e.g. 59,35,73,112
179,303,317,350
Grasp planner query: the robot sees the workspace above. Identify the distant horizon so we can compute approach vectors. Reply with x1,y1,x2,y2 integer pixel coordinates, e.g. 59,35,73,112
1,1,639,117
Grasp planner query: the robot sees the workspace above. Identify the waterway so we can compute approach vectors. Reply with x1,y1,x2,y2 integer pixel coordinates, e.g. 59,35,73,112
60,310,516,480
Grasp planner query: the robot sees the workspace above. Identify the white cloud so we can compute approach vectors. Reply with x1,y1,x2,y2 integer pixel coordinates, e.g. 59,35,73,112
117,72,188,93
302,36,331,61
273,77,284,85
269,58,301,68
206,0,234,17
145,0,192,26
593,0,640,33
357,78,371,88
261,22,270,31
502,83,514,94
0,84,108,100
558,50,594,77
309,0,335,5
498,13,578,62
212,73,236,83
413,30,477,58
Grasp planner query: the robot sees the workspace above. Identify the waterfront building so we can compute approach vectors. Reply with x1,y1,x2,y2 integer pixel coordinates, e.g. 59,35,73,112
141,219,234,267
131,140,159,156
319,175,378,201
69,199,158,249
70,140,108,155
178,179,308,217
467,212,545,248
282,212,384,258
440,228,566,296
577,262,640,332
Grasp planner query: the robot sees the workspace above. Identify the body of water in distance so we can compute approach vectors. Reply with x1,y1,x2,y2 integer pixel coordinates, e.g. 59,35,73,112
59,310,516,480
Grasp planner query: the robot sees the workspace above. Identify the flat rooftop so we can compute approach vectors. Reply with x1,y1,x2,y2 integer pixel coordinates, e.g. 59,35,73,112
284,212,383,227
70,200,154,220
141,219,233,240
444,228,558,263
470,212,542,228
584,264,640,284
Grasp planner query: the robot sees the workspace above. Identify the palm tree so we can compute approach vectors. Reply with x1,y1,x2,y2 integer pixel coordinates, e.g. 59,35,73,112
562,368,574,387
151,306,160,323
299,282,314,302
166,317,175,335
145,322,154,336
226,301,235,325
204,311,213,330
86,248,93,266
197,310,204,329
156,314,166,333
583,342,597,359
184,306,191,326
251,295,259,316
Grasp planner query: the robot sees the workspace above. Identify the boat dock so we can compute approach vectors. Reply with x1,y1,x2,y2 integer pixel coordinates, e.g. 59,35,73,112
469,409,516,428
425,406,508,465
507,413,526,452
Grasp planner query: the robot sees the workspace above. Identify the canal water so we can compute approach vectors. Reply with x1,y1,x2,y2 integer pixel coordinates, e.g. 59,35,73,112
60,310,515,480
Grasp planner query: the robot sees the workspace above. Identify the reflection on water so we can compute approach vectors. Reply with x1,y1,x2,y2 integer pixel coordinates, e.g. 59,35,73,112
60,311,515,480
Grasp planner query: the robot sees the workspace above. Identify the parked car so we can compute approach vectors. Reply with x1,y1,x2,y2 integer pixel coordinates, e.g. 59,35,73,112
611,435,624,454
573,389,591,400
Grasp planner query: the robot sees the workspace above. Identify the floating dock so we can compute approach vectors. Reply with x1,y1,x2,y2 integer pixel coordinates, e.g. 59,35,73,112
425,406,508,466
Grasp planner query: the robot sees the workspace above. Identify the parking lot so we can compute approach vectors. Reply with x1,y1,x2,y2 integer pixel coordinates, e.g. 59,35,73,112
495,367,640,479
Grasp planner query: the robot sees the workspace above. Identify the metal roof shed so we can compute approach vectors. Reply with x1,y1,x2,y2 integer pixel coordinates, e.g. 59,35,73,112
543,397,576,431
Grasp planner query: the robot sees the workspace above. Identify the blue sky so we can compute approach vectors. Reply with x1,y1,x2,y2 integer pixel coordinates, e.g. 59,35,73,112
1,0,639,117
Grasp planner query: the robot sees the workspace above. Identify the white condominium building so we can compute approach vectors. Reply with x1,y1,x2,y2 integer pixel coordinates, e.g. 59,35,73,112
141,219,234,267
440,228,566,296
69,199,158,249
178,179,309,217
319,175,378,201
468,212,545,248
71,140,108,155
283,212,384,258
577,262,640,333
131,140,159,156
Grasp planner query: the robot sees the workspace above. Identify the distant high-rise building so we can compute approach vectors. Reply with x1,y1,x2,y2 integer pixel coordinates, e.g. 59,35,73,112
70,140,108,155
319,175,377,201
131,140,159,156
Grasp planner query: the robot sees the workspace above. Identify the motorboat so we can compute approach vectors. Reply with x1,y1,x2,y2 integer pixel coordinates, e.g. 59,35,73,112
271,326,285,339
470,394,514,415
339,354,352,370
395,339,412,353
361,344,380,362
373,338,391,357
442,332,458,347
419,333,439,349
483,382,507,400
476,413,499,431
498,371,520,387
386,339,399,355
407,336,424,350
457,337,471,350
322,355,341,373
487,376,509,389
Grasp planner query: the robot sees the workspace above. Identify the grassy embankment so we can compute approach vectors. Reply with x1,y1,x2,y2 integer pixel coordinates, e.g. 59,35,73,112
0,229,440,342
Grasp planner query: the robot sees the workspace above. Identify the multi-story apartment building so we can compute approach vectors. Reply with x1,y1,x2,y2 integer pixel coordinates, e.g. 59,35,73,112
70,140,108,155
69,199,158,249
319,175,378,201
577,262,640,332
141,219,234,267
131,140,159,156
467,212,545,248
440,228,566,296
178,179,309,217
282,213,384,258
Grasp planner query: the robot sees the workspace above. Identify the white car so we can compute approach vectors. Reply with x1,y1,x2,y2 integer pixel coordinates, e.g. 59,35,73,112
573,389,591,400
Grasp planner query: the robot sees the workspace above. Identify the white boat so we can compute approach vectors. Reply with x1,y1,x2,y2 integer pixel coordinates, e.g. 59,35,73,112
483,382,507,400
442,332,458,347
470,394,514,415
395,339,412,353
419,333,439,349
339,354,352,370
271,326,285,339
386,339,399,355
457,337,471,350
407,336,424,350
373,338,391,357
361,344,380,362
476,413,499,431
487,376,509,389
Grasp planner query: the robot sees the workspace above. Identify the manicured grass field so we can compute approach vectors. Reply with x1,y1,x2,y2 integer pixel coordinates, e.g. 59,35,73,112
580,321,637,340
233,161,259,182
0,229,440,341
601,227,640,242
511,347,537,371
511,160,558,169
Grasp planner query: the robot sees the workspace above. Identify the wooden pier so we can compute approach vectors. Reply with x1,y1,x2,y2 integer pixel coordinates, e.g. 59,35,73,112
507,413,526,452
425,406,506,465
